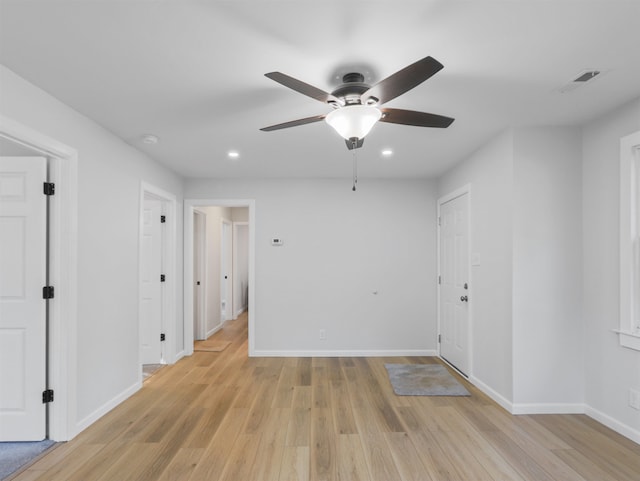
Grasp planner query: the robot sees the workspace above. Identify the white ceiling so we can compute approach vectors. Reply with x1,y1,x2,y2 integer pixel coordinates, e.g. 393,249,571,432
1,0,639,180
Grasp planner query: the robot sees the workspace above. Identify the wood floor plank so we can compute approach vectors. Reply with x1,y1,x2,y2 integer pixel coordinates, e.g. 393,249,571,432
335,434,370,481
12,312,640,481
532,414,640,481
187,407,249,481
384,432,434,481
329,380,358,435
358,433,403,481
248,407,291,481
408,430,470,481
479,429,558,481
310,408,336,481
156,448,204,481
286,407,311,447
279,446,309,481
219,433,262,481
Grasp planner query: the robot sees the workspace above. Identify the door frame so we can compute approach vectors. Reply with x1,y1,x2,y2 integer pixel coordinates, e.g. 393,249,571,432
138,182,177,373
0,114,78,441
437,184,472,378
184,199,255,356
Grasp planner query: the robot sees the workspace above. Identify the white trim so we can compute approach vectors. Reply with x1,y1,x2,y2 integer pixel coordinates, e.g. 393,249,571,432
206,323,223,339
613,329,640,350
436,184,472,376
252,349,438,357
139,182,178,367
469,375,514,413
511,403,586,415
74,381,140,435
619,130,640,350
184,199,256,356
585,405,640,445
0,114,78,442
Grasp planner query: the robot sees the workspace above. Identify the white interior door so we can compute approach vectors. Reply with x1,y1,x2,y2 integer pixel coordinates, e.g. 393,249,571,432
439,192,470,376
0,156,47,441
220,220,232,321
193,210,206,341
140,198,162,364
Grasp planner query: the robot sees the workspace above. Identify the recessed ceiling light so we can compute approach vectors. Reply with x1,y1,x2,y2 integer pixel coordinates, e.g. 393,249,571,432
141,134,159,145
228,150,240,159
381,149,393,157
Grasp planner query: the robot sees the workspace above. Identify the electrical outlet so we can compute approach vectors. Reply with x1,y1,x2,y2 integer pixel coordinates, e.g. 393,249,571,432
629,389,640,410
319,329,326,341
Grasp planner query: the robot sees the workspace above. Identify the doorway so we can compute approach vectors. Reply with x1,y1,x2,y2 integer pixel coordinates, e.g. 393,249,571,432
437,186,471,377
138,183,177,374
0,116,78,442
183,199,255,356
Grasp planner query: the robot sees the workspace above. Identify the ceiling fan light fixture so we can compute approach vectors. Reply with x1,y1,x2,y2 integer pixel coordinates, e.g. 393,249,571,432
325,105,382,140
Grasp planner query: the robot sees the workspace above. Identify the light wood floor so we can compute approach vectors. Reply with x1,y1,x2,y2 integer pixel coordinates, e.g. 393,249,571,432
11,311,640,481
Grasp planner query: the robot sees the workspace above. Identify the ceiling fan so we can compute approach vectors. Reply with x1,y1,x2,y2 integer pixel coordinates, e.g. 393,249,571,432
260,56,455,150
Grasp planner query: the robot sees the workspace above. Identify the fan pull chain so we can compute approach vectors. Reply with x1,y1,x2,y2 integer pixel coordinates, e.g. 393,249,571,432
352,141,358,191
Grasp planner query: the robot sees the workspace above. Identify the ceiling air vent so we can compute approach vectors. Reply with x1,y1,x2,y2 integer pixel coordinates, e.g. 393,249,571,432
573,70,600,82
557,69,604,93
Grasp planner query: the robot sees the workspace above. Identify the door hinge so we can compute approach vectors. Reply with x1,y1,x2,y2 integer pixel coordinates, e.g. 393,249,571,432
160,215,166,223
42,286,54,299
160,333,166,342
438,216,441,226
42,389,54,403
160,274,166,282
438,334,441,343
43,182,55,196
438,275,441,285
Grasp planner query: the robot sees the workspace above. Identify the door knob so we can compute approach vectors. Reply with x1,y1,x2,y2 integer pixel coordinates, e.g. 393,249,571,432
460,295,468,302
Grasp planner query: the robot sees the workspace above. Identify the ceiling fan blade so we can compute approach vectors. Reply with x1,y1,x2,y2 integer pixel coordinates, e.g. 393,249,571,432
265,72,340,105
379,108,454,128
260,114,327,132
361,56,444,105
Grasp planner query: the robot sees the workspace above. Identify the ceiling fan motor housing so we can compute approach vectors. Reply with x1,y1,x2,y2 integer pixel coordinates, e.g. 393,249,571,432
331,72,372,106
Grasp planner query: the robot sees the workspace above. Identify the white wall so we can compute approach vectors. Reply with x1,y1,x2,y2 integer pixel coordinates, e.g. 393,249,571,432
186,178,438,355
231,206,249,223
582,98,640,438
437,131,515,404
512,127,584,409
200,206,232,336
0,65,184,434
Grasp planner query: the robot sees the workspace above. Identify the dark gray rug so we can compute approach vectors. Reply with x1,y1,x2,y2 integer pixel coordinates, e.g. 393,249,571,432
385,363,470,396
0,440,55,480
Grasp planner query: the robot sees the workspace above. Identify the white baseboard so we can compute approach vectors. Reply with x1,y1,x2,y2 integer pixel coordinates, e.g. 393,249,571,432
468,377,639,445
73,380,140,437
511,403,586,415
469,375,514,413
251,349,437,358
173,350,185,363
586,405,640,445
234,307,247,318
206,323,223,339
